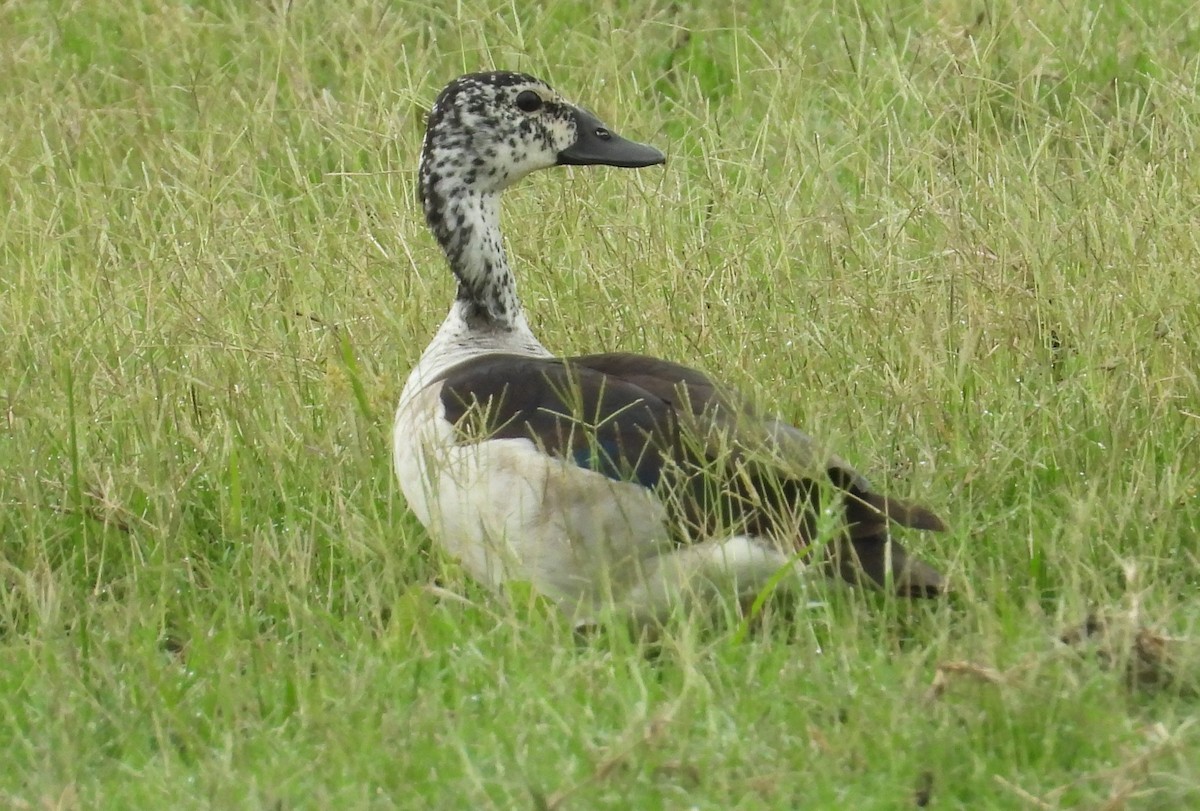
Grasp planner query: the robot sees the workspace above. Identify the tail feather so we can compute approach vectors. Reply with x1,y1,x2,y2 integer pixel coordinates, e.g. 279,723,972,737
852,489,948,533
828,464,948,533
829,468,948,597
833,534,946,597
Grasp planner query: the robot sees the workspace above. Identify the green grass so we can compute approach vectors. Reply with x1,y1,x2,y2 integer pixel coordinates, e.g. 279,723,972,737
3,0,1199,807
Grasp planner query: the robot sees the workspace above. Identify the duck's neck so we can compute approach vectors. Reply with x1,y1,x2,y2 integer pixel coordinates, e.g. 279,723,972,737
422,178,527,333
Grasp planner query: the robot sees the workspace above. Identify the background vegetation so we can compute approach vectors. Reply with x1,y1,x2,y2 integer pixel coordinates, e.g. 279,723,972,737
2,0,1198,807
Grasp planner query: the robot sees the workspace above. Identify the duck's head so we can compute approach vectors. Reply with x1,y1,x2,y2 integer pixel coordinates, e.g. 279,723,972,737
418,71,665,205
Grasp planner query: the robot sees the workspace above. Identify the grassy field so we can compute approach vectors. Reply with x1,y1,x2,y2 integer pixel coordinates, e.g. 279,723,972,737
3,0,1199,807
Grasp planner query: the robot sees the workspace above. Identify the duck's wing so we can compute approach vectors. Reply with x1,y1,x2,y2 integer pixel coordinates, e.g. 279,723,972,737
434,351,946,596
575,354,947,596
434,352,684,490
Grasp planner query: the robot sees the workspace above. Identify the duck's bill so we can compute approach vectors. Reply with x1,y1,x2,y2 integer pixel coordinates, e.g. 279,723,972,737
557,107,666,168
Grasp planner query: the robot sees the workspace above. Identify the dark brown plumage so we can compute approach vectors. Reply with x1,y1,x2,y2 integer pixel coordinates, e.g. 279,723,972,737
436,351,947,596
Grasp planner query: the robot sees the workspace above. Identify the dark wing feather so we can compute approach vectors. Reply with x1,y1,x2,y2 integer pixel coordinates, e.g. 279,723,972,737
435,352,947,596
437,353,680,490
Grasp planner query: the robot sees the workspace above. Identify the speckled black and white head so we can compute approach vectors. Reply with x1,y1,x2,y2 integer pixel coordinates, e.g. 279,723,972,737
418,71,664,330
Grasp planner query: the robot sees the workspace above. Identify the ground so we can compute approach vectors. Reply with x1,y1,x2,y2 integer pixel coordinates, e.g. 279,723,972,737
2,1,1198,808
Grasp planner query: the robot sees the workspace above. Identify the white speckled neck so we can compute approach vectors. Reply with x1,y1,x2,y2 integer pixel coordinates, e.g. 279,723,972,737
420,177,528,332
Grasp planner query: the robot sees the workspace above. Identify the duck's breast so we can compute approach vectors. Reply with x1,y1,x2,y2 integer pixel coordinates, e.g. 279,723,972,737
393,380,673,613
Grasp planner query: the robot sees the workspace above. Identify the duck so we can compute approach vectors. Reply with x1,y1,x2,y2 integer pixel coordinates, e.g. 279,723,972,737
394,71,948,625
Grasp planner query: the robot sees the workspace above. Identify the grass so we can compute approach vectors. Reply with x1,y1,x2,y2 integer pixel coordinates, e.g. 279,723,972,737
2,0,1199,807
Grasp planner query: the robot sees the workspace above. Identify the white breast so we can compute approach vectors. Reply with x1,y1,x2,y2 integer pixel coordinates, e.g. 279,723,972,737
393,379,679,620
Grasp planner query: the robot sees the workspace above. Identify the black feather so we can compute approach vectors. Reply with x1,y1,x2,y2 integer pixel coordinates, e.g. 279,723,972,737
436,352,947,596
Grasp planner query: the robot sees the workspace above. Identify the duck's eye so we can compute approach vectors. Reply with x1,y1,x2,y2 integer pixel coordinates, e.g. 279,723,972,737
514,90,543,113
